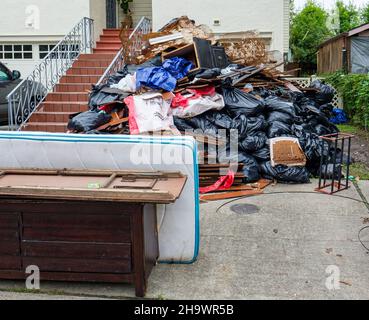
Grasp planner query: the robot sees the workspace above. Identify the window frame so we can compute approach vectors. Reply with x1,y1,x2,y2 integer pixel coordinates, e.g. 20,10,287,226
0,44,34,60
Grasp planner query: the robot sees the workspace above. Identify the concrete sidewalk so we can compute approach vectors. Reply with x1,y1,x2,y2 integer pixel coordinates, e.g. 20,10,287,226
0,180,368,300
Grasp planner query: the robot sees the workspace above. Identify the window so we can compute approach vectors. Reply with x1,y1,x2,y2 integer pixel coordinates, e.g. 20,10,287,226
39,44,56,59
0,44,33,60
39,44,79,59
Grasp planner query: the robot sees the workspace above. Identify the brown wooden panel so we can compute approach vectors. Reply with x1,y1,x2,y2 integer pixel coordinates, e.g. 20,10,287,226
0,228,19,241
23,213,130,230
0,270,133,284
23,257,131,274
0,256,21,270
23,241,131,260
0,241,20,256
0,213,19,228
23,227,131,243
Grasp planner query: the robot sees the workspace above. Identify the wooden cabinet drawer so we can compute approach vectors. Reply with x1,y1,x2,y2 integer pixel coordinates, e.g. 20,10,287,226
23,241,131,260
0,214,19,228
0,257,21,270
23,257,131,274
22,213,131,243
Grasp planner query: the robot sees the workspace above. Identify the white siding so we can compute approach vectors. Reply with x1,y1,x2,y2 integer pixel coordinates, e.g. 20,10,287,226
152,0,288,55
118,0,152,27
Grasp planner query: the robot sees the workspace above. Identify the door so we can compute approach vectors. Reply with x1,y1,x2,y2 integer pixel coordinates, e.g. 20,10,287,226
106,0,117,28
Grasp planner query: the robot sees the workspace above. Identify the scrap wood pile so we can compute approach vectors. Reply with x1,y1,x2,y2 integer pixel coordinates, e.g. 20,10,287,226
67,16,341,200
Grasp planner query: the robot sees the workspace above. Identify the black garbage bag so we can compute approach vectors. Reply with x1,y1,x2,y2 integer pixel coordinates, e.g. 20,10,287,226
259,161,310,184
320,164,344,180
222,85,265,117
173,116,218,137
239,132,267,153
126,55,162,74
193,68,222,79
267,111,295,125
106,65,129,86
310,80,335,105
268,121,292,138
265,96,296,117
251,146,271,162
319,103,334,117
238,153,260,183
88,86,130,110
204,113,267,139
68,111,111,133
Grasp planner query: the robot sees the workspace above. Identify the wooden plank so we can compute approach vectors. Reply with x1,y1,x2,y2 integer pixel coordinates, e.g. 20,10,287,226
23,257,131,274
23,242,131,260
200,189,263,201
0,213,19,228
0,270,133,283
22,213,130,230
0,229,19,241
23,227,131,243
0,256,21,270
0,241,20,256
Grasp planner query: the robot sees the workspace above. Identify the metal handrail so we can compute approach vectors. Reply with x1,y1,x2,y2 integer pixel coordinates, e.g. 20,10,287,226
96,16,151,86
7,17,95,130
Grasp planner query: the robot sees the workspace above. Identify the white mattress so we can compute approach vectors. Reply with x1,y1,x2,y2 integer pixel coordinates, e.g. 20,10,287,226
0,132,200,264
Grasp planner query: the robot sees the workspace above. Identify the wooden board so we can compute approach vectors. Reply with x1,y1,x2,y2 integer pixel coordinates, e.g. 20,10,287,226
0,169,187,204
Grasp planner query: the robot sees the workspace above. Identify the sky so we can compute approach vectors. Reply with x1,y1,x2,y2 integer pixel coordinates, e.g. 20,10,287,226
295,0,369,10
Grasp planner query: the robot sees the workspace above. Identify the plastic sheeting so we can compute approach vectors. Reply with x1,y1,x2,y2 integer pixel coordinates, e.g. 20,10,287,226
351,37,369,74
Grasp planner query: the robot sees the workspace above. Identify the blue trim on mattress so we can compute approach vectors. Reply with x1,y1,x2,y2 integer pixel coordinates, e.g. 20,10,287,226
0,132,200,264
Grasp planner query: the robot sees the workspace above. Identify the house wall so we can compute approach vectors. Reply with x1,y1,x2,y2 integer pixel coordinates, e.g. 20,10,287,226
152,0,290,55
0,0,106,77
118,0,153,28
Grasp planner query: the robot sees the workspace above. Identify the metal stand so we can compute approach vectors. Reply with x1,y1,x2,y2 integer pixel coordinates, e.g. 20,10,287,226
316,133,354,195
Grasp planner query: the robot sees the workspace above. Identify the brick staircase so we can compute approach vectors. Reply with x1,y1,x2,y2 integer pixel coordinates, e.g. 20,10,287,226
22,29,122,132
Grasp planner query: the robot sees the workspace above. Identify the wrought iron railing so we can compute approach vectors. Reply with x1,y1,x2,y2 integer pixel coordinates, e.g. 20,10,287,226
97,17,151,86
7,17,94,130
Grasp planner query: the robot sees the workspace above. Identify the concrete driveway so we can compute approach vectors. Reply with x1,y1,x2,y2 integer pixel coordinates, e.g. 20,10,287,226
0,180,368,300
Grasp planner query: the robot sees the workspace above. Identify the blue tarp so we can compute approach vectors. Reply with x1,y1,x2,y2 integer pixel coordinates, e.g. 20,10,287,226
136,57,193,92
330,108,348,124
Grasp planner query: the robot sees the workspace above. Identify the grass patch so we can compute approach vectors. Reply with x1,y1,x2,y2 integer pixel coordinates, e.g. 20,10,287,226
337,124,362,135
350,163,369,181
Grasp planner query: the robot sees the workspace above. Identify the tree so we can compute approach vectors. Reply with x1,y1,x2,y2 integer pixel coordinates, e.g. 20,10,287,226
361,3,369,24
290,0,332,65
336,1,361,33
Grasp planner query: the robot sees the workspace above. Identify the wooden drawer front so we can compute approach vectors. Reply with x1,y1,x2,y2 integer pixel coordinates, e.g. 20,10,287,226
23,242,131,260
22,242,132,274
0,214,19,229
23,257,131,274
0,241,20,256
0,257,21,270
22,213,131,243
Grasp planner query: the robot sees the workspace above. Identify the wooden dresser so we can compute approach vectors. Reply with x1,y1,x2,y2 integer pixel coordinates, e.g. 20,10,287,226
0,169,187,297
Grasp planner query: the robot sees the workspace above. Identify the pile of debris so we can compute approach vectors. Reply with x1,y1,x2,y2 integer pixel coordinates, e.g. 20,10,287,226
67,16,340,199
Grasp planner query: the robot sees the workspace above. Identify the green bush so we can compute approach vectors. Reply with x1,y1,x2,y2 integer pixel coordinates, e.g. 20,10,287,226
326,72,369,129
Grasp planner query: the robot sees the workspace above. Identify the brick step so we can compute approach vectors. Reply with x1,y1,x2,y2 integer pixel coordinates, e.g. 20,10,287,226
79,53,116,60
66,67,106,76
102,29,121,36
73,59,112,68
46,92,88,102
30,112,72,123
39,102,89,113
54,83,92,93
94,48,120,54
100,35,122,42
95,42,122,51
59,75,100,84
22,122,68,133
